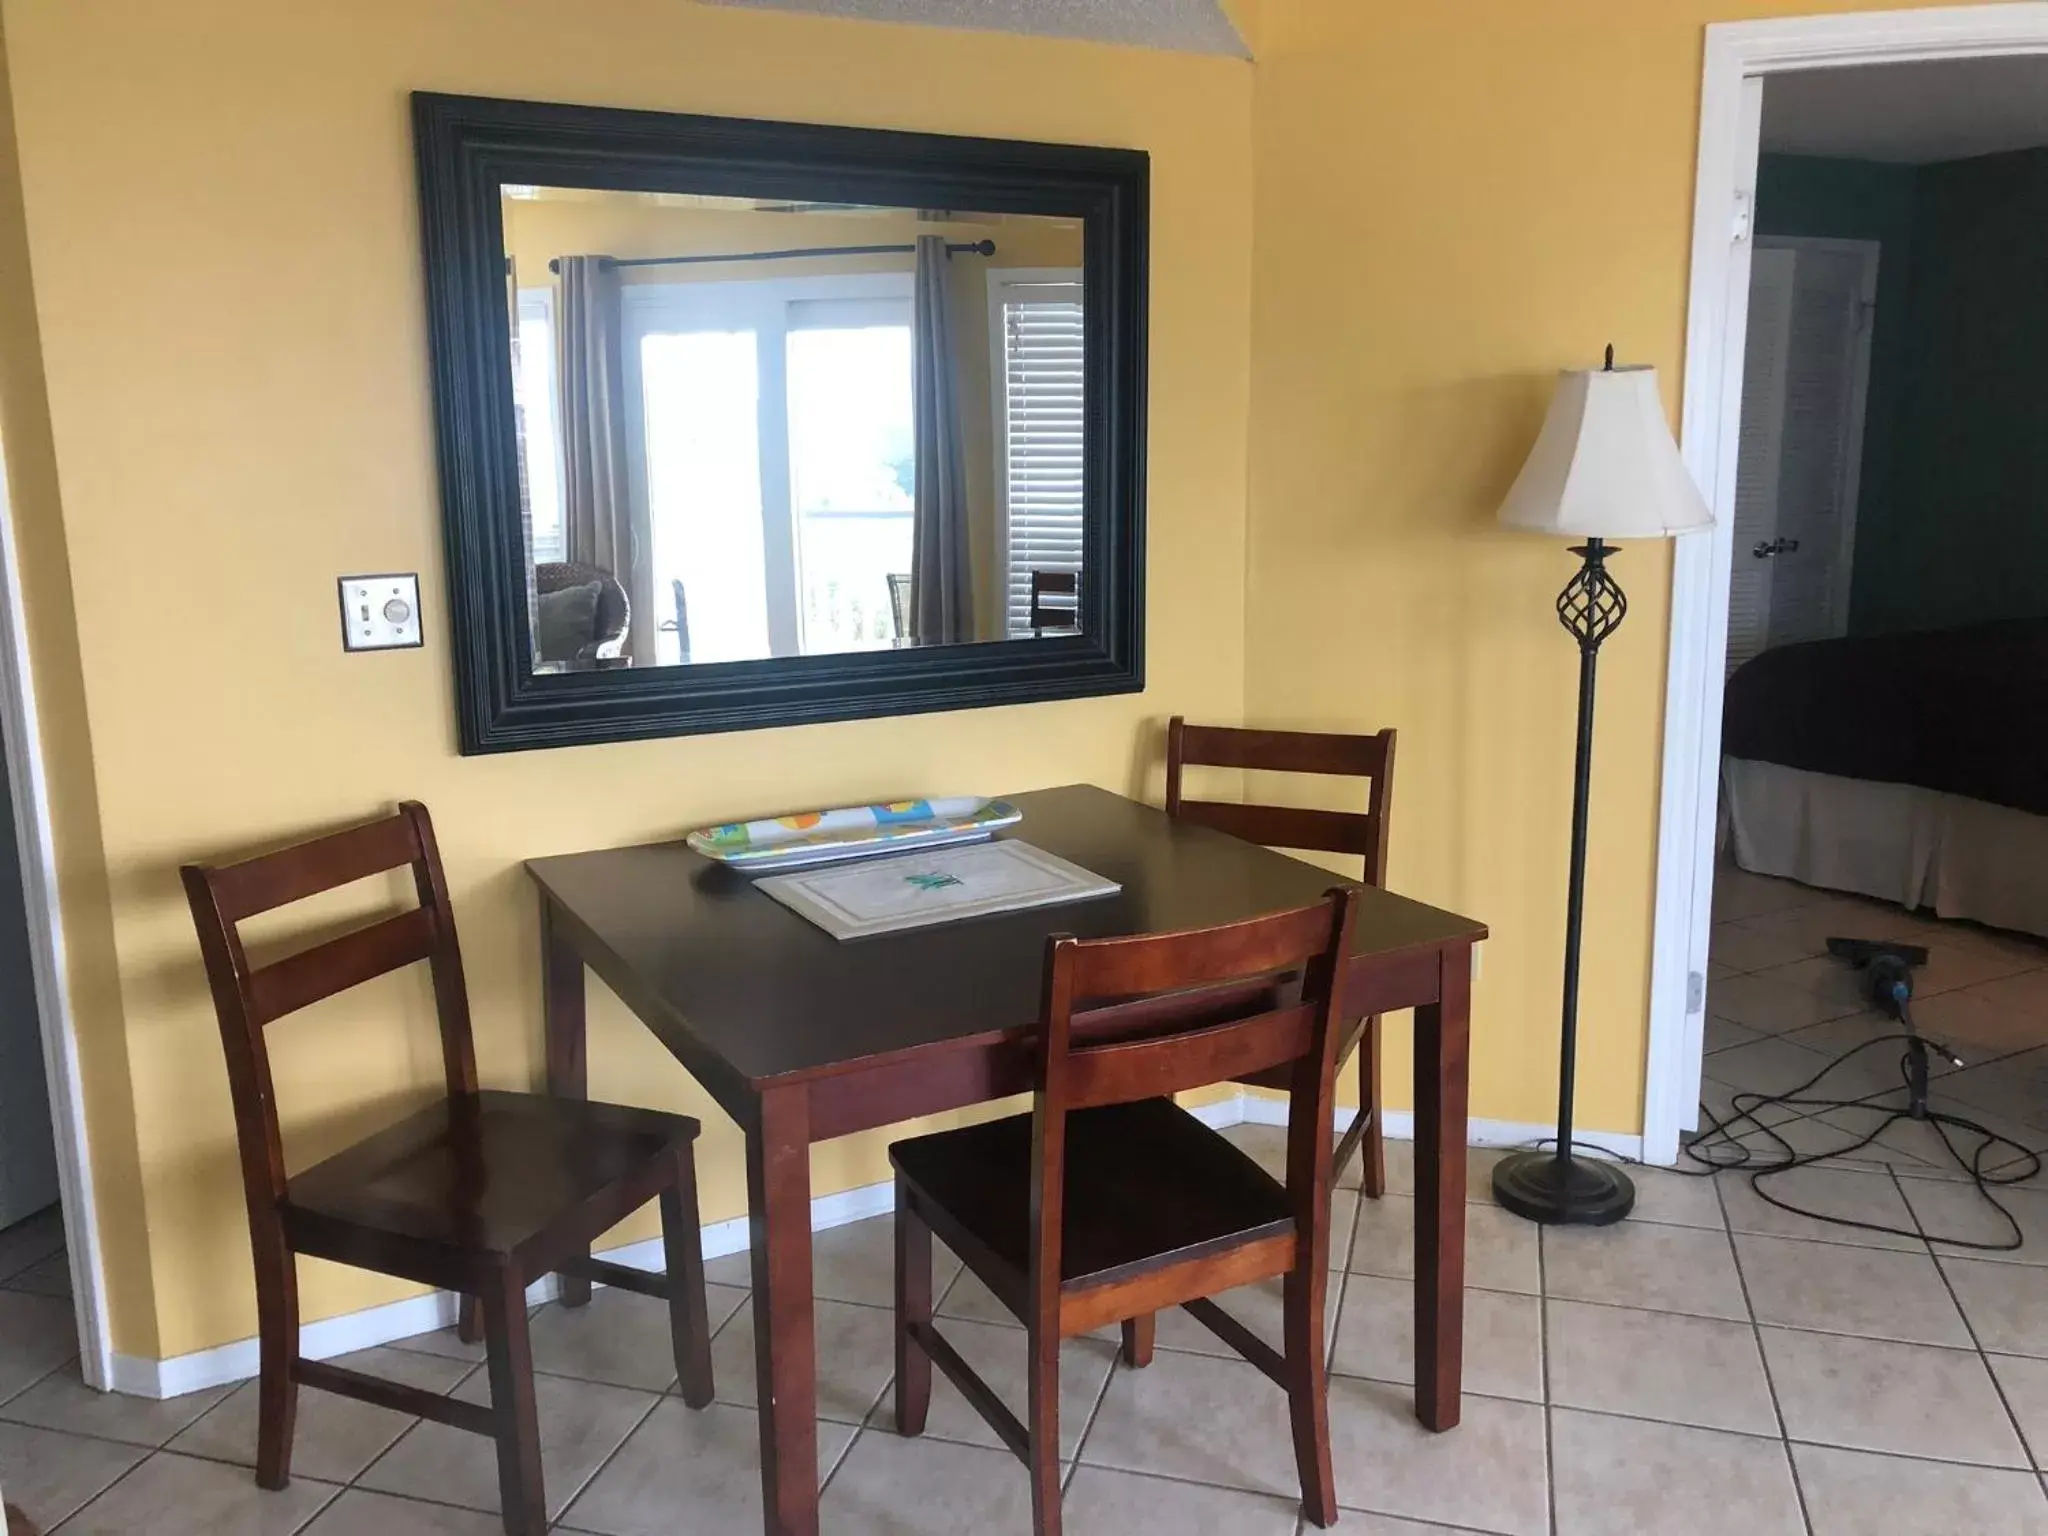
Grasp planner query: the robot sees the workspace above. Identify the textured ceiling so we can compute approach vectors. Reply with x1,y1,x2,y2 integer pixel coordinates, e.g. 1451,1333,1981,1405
1762,56,2048,165
699,0,1250,57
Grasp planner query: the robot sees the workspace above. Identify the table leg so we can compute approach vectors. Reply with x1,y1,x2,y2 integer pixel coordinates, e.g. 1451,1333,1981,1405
542,898,592,1309
748,1084,819,1536
1412,943,1471,1431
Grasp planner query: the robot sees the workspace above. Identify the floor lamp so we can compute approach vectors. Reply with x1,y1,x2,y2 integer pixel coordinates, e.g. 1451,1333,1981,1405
1491,350,1713,1226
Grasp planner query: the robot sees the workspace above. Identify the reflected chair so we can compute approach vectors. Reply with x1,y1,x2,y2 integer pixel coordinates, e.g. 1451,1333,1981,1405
1166,715,1398,1195
181,802,713,1536
535,560,629,661
659,577,692,664
889,888,1362,1534
1028,569,1078,632
887,572,912,641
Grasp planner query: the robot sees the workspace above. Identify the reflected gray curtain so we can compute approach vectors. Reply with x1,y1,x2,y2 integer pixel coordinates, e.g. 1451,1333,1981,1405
909,236,973,645
555,255,651,660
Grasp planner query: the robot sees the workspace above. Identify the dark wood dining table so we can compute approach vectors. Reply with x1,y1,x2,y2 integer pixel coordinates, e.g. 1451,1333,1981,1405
526,783,1487,1536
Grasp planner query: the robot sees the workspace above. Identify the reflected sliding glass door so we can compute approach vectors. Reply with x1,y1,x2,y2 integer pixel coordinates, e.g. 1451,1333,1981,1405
623,274,915,666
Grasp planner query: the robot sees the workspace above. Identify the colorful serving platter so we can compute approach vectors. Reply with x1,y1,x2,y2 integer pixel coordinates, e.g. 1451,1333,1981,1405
685,797,1023,873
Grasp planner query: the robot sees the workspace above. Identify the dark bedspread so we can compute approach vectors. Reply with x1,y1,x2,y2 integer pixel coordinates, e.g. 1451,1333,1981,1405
1721,618,2048,817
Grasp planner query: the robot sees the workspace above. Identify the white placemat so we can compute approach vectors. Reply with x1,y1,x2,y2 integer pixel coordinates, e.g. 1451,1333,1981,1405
754,838,1119,940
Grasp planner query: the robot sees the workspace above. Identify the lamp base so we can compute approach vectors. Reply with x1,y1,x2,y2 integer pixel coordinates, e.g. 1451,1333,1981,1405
1491,1150,1635,1226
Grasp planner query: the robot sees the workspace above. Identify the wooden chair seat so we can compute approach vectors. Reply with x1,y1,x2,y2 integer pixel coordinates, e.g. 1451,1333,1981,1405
283,1089,697,1278
892,1097,1289,1305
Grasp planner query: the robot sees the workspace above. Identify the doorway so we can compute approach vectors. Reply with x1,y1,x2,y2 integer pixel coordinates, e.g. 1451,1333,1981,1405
1643,8,2048,1165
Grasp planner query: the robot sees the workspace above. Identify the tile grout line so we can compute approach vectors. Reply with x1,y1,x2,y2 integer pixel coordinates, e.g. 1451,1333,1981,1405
819,1241,972,1501
0,1350,74,1413
1061,1328,1122,1494
338,1355,488,1507
1899,1160,2048,1497
547,1370,672,1531
42,1444,157,1535
1714,1166,1815,1536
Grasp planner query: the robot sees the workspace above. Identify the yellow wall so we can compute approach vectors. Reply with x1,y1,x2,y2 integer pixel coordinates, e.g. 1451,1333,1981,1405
0,0,1252,1360
1242,0,1946,1134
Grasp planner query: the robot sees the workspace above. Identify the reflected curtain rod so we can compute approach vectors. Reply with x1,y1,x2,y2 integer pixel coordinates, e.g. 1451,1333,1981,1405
544,238,995,275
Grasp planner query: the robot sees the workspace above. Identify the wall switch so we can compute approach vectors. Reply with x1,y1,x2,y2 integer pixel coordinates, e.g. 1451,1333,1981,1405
338,573,423,651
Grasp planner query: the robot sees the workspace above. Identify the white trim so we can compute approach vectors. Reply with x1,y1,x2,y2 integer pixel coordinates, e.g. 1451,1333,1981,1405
107,1169,905,1399
104,1086,1606,1399
1645,4,2048,1165
0,428,112,1387
1232,1091,1644,1163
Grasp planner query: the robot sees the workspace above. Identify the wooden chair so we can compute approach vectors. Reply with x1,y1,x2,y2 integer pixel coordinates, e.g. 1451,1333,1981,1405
1166,715,1397,1196
181,803,713,1536
887,572,912,639
534,560,629,661
890,888,1362,1534
1028,569,1078,632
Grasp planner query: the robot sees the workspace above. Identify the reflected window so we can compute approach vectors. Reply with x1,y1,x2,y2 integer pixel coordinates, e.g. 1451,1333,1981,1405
642,330,770,665
513,290,567,566
624,275,914,664
990,272,1085,637
788,311,914,653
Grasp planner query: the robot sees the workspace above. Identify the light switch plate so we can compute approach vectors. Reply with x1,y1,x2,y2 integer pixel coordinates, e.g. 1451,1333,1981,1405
338,573,423,651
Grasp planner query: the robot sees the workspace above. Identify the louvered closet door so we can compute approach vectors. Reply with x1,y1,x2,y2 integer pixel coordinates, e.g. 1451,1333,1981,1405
995,280,1085,637
1728,246,1796,678
1765,239,1877,649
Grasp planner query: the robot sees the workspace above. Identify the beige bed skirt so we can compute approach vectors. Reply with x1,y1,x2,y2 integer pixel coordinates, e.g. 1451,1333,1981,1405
1722,755,2048,940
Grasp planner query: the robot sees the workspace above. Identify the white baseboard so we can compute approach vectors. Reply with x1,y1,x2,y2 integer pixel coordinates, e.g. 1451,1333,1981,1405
111,1288,465,1400
1232,1092,1645,1162
110,1090,1631,1398
111,1179,901,1401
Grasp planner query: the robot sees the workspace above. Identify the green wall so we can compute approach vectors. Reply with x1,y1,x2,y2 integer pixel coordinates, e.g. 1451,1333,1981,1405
1755,149,2048,636
1880,148,2048,634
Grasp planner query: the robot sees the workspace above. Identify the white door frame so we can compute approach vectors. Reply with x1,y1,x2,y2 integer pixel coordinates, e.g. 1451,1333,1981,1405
0,437,112,1384
1642,3,2048,1165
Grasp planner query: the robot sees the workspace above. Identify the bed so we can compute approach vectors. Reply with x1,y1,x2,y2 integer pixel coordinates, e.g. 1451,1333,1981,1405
1720,618,2048,938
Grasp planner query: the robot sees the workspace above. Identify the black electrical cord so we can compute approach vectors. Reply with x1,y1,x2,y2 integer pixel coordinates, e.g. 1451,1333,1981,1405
1530,1024,2044,1249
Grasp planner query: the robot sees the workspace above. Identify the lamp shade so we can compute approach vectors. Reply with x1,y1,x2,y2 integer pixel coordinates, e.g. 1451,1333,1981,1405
1497,364,1712,539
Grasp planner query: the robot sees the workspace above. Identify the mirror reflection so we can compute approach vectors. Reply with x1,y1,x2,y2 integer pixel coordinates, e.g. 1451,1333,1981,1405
501,187,1087,671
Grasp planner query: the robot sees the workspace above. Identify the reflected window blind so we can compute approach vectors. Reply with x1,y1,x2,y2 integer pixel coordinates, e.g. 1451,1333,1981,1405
997,286,1085,635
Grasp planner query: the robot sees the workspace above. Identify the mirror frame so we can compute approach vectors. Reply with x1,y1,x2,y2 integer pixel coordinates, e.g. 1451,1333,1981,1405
412,92,1148,754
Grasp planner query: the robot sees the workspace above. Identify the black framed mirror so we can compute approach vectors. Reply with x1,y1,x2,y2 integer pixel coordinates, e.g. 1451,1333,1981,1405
412,92,1148,754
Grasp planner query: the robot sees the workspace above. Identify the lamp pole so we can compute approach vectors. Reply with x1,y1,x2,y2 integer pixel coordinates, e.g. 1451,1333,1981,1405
1492,532,1636,1225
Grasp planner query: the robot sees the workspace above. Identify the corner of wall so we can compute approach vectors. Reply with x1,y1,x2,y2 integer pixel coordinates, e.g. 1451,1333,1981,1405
0,5,158,1361
1218,0,1263,59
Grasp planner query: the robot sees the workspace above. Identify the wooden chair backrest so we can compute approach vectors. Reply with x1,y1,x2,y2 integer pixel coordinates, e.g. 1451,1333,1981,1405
1029,887,1360,1310
1028,569,1078,631
181,802,474,1209
1165,716,1396,886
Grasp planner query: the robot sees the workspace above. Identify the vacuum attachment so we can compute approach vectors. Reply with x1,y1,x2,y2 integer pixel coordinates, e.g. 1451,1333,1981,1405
1825,936,1930,969
1826,934,1962,1113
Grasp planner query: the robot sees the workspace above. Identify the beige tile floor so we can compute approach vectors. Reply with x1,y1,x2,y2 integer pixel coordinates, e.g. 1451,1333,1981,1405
8,868,2048,1533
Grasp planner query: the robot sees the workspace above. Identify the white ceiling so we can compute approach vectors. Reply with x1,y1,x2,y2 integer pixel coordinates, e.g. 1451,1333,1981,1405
699,0,1249,56
1762,56,2048,164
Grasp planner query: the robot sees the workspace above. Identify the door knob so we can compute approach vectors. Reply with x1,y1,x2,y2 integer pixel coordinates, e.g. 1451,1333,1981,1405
1752,537,1801,559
